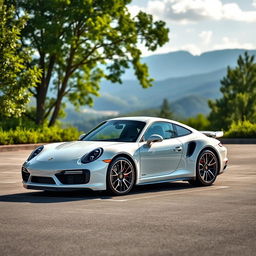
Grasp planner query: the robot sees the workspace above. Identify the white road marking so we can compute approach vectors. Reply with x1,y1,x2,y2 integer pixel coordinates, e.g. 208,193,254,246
0,181,20,184
96,186,229,202
93,198,128,202
0,171,20,174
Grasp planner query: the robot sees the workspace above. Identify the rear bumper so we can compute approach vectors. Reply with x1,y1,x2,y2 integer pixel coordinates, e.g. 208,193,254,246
218,145,228,174
219,158,228,174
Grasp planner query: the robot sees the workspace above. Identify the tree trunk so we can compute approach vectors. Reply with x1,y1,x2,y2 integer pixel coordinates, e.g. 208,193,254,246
35,53,46,125
35,55,56,125
48,75,69,127
48,49,75,126
35,85,46,125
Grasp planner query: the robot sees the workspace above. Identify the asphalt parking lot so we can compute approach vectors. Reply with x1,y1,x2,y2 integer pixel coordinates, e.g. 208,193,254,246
0,145,255,256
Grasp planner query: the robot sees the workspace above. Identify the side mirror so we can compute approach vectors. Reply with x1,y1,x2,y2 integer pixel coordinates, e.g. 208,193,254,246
79,133,86,141
146,134,163,145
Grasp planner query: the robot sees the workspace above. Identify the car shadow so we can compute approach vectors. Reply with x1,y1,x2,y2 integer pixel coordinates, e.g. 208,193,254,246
0,182,194,204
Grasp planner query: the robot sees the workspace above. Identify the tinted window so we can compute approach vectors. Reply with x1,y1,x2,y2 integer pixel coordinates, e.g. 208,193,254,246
174,124,191,137
82,120,146,142
144,122,176,140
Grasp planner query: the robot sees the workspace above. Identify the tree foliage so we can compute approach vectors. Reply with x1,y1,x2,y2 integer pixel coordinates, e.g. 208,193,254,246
159,98,173,119
184,114,210,131
224,120,256,138
9,0,169,126
209,52,256,130
0,4,41,118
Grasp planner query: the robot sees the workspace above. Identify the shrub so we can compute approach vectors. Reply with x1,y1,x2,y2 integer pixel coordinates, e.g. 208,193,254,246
0,126,80,145
225,121,256,138
0,130,13,145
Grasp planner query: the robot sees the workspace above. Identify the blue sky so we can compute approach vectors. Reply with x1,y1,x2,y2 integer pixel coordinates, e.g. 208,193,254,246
128,0,256,55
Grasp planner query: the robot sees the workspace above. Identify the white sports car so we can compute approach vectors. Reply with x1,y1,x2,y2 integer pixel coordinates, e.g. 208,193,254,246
22,117,228,195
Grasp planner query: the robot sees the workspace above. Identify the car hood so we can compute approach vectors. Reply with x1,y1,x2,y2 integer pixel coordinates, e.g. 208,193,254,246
34,141,129,162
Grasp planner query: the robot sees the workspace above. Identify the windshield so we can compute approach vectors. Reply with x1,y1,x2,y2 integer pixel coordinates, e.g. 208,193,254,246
82,120,146,142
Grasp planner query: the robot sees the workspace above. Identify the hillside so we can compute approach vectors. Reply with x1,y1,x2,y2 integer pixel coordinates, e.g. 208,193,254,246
92,68,226,112
122,49,256,80
63,48,256,130
124,95,209,118
63,94,210,132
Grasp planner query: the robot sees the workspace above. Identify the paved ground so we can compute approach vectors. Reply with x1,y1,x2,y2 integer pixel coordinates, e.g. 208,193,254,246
0,145,255,256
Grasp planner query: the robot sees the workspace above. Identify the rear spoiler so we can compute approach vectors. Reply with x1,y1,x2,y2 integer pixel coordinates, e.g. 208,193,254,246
200,131,224,138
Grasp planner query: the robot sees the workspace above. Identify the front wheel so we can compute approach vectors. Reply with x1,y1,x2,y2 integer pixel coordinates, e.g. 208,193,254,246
189,149,219,186
107,157,135,196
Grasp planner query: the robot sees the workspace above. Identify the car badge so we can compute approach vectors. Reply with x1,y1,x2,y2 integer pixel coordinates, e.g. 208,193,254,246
48,157,54,161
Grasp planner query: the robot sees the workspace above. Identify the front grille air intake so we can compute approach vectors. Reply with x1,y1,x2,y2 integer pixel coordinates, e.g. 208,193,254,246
31,176,55,184
21,167,30,182
55,169,90,185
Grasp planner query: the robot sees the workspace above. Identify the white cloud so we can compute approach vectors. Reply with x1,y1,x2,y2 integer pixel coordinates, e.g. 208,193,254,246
133,40,202,56
130,0,256,23
178,44,202,55
139,36,255,57
199,30,213,45
127,5,145,17
213,37,256,51
128,1,256,56
156,42,202,55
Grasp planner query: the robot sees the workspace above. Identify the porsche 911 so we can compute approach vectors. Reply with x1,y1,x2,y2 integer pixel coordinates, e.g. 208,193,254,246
22,117,228,195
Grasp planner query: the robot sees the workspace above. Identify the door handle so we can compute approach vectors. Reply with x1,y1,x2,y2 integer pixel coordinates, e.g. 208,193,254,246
173,146,182,152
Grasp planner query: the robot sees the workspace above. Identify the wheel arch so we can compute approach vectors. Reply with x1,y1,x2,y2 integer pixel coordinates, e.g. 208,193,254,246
108,153,138,184
198,146,221,174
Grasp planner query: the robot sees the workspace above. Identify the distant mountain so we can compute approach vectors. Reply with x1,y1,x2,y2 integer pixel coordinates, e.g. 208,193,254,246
124,95,210,118
92,68,226,113
63,94,210,131
90,49,256,114
171,95,209,117
122,49,256,80
63,48,256,129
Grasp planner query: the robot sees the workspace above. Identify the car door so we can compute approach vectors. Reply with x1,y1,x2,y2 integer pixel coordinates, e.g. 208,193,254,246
139,122,183,180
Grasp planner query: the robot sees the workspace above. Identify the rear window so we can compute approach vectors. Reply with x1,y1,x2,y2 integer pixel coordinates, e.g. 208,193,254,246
174,124,191,137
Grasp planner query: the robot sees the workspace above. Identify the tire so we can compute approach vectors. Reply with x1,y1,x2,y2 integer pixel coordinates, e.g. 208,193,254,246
189,149,219,186
107,157,135,196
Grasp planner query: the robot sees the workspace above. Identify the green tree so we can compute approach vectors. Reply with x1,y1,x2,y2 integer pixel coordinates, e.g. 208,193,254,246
11,0,169,126
184,114,210,131
159,98,173,119
0,4,41,118
209,52,256,130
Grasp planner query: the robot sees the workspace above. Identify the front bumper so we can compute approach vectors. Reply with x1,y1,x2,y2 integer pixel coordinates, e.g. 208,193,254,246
22,160,108,191
23,184,93,191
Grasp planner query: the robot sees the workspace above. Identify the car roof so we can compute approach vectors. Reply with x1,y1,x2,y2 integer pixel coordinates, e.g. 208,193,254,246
109,116,169,122
108,116,198,133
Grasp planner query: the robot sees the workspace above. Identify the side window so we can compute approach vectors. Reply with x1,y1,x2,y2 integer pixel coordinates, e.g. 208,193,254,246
144,122,176,140
174,124,191,137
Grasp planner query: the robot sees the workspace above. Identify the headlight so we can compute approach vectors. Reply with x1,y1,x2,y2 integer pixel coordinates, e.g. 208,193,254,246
81,148,103,164
27,145,44,161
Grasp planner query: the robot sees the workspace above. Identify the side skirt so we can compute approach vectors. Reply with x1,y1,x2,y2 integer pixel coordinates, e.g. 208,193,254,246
137,177,192,186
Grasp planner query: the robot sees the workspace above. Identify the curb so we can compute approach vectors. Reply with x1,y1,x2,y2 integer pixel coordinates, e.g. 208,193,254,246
0,138,255,153
220,138,256,144
0,144,43,152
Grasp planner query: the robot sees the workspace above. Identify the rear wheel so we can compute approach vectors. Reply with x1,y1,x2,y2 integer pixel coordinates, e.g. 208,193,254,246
189,149,219,186
107,157,135,195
